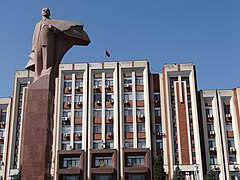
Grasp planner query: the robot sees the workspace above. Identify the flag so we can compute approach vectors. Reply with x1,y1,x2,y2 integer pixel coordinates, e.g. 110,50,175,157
106,50,110,57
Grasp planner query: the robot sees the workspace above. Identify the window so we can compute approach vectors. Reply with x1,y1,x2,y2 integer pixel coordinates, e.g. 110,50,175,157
124,93,132,100
155,108,161,117
205,106,213,116
231,172,239,180
125,140,133,148
62,126,70,134
94,156,112,167
64,80,72,88
124,78,132,85
74,141,82,150
62,142,70,150
155,124,162,133
154,93,160,102
105,140,114,149
74,125,82,133
124,109,132,116
210,156,218,165
63,95,72,103
208,139,216,148
229,155,237,164
0,144,3,153
95,174,112,180
93,79,102,86
228,139,235,148
156,140,163,149
93,124,102,133
63,110,71,118
136,92,144,100
126,155,145,166
207,123,214,131
62,175,81,180
137,140,146,148
62,156,79,168
125,124,133,132
105,124,113,133
93,109,102,117
226,123,233,131
136,108,144,116
94,93,102,102
74,110,83,118
137,123,145,132
75,79,83,88
93,140,103,149
105,109,114,117
75,95,83,102
224,105,231,115
136,77,144,85
128,174,145,180
106,93,114,101
105,79,113,86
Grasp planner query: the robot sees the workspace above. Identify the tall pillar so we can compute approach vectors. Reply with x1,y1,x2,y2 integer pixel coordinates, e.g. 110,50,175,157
21,74,55,179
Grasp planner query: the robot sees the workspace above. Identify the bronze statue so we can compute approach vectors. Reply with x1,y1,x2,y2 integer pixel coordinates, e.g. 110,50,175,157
26,7,90,80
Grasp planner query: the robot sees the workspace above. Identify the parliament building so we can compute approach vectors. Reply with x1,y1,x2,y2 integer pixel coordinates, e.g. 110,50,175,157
0,60,240,179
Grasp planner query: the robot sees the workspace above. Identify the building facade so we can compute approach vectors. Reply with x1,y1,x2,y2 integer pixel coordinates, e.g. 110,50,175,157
0,60,239,180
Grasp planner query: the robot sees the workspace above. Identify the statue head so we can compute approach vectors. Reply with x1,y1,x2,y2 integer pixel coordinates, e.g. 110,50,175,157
41,7,51,19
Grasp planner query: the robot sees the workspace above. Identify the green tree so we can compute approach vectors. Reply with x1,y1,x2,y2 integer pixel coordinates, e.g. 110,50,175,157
203,168,219,180
172,165,184,180
154,154,166,180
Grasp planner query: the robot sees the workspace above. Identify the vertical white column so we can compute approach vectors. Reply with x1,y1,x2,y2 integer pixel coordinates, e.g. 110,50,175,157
70,74,76,149
132,72,137,148
87,68,93,179
102,73,106,145
119,66,124,179
143,66,151,149
82,68,88,150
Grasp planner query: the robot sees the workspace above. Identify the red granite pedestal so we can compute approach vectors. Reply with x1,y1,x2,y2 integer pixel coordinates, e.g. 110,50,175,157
21,75,54,180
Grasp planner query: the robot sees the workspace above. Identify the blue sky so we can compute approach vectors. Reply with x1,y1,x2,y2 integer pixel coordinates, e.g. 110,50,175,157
0,1,240,97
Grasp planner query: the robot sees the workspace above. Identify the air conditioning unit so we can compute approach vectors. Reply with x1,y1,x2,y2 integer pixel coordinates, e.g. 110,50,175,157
209,131,215,135
108,116,113,120
137,114,144,119
62,117,68,121
63,134,69,138
230,147,236,152
124,100,129,104
207,114,213,118
233,165,239,169
209,147,216,151
107,132,113,136
76,84,83,89
105,85,110,89
124,84,130,88
93,85,99,89
109,99,114,103
157,132,165,136
77,101,83,105
226,114,231,118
